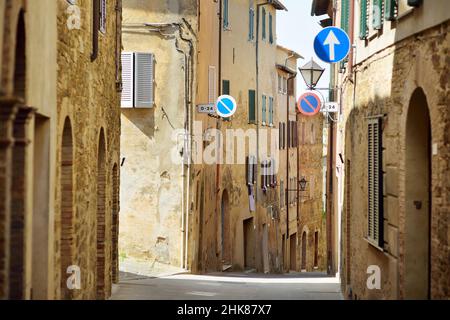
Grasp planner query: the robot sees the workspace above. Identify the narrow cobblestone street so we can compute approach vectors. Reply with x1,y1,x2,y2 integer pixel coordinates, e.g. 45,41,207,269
111,272,343,300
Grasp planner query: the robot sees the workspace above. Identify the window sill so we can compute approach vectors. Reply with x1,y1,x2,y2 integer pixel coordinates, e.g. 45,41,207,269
396,8,414,21
363,237,385,253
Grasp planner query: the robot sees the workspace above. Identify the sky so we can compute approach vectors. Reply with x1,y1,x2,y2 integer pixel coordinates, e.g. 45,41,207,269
276,0,331,100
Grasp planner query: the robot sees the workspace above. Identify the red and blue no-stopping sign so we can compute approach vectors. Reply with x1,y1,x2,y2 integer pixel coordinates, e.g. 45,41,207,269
298,92,322,116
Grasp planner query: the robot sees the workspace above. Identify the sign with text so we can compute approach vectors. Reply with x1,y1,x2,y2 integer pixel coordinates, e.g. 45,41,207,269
321,102,339,113
197,104,216,114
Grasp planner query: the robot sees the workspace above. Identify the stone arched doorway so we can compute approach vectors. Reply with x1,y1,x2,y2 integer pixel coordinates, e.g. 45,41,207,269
404,88,431,299
96,129,106,299
60,117,74,300
111,163,119,284
221,189,231,267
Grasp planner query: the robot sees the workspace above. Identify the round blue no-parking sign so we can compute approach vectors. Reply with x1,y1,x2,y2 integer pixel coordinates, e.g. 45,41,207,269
314,27,351,64
216,95,237,118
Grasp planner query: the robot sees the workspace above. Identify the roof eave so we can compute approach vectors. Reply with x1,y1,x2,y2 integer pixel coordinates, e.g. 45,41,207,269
270,0,288,11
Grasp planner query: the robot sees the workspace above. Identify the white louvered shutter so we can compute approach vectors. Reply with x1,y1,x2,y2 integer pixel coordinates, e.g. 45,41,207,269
100,0,107,34
121,52,134,108
208,66,217,104
134,53,155,108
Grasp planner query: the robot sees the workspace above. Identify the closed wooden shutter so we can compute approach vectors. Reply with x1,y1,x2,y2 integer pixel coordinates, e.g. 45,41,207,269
223,0,229,28
384,0,397,21
208,66,217,104
222,80,230,95
134,53,154,108
262,8,266,40
246,156,251,185
279,123,282,150
269,97,273,125
341,0,350,33
121,52,134,108
368,118,384,247
288,78,294,96
269,13,273,44
262,95,267,124
249,90,256,123
249,8,254,40
373,0,383,30
100,0,107,34
287,121,291,148
360,0,369,39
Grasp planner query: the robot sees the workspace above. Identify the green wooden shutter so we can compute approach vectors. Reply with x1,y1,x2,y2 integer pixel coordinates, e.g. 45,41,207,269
249,90,256,123
372,0,383,30
222,80,230,95
269,13,273,44
223,0,229,28
360,0,369,39
262,8,266,40
341,0,350,33
384,0,397,21
262,95,267,124
269,97,273,125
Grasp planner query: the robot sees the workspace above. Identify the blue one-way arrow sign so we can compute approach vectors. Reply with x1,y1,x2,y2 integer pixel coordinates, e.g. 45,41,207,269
314,27,350,64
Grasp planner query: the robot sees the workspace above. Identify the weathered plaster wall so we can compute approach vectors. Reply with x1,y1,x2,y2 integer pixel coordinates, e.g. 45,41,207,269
119,0,197,270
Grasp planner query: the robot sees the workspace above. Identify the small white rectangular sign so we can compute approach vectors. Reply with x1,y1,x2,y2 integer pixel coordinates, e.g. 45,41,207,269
197,104,216,114
321,102,339,113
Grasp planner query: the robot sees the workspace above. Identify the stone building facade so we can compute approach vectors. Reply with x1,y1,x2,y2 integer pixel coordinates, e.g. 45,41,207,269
56,0,121,300
276,46,302,273
322,0,449,299
298,113,327,272
0,0,121,300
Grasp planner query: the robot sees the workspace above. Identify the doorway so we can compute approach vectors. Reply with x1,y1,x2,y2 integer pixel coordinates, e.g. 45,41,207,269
221,190,231,266
289,233,297,271
301,231,307,271
243,218,255,270
404,88,431,299
262,224,269,273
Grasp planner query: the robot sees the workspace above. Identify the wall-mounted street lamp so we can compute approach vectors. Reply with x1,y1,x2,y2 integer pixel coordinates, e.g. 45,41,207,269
299,177,308,192
299,58,325,90
286,177,309,193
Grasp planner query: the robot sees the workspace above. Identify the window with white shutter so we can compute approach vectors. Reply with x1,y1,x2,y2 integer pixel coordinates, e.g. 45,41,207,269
367,118,384,248
208,66,217,104
246,155,257,185
121,52,155,108
99,0,106,34
121,52,134,108
134,53,155,108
